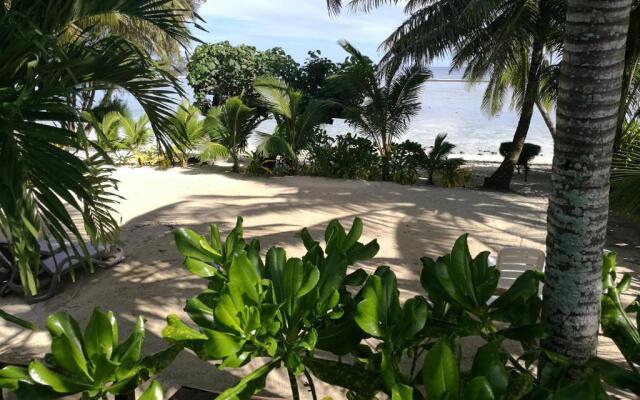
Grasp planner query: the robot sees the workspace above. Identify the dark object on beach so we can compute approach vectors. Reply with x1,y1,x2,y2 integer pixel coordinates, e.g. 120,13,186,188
499,142,541,182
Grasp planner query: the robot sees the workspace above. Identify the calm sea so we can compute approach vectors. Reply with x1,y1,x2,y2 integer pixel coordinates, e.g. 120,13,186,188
127,66,555,164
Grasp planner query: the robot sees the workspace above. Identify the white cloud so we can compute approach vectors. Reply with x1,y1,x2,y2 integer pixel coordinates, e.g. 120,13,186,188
197,0,406,48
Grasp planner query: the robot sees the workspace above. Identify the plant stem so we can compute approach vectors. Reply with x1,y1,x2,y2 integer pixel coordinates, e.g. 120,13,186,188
288,370,300,400
303,369,318,400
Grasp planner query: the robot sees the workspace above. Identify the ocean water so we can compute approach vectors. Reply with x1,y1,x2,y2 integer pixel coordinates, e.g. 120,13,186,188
126,66,555,164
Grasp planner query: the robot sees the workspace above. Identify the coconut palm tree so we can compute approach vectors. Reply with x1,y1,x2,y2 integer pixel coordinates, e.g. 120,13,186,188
82,111,124,153
0,0,197,298
327,0,564,190
254,77,331,171
120,114,154,165
203,97,263,172
542,0,632,363
332,40,430,180
421,134,462,185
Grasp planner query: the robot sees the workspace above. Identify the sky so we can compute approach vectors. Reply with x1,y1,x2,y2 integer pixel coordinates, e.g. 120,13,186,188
195,0,451,67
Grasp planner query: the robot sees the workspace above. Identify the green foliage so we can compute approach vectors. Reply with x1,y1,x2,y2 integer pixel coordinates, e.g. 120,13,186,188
333,40,431,181
203,97,263,172
165,217,379,399
421,133,465,185
611,143,640,216
187,41,299,112
306,132,380,180
0,309,39,331
120,114,154,166
255,77,332,170
4,220,640,399
389,140,424,185
0,0,197,297
0,309,179,399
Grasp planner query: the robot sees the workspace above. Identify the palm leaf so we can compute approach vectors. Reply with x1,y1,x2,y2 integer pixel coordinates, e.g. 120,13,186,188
198,142,230,162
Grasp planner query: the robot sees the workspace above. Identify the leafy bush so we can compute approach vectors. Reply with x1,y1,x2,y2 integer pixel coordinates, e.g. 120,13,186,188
306,132,380,180
421,133,465,185
0,309,178,399
3,219,640,399
187,41,299,112
167,217,380,399
389,140,424,185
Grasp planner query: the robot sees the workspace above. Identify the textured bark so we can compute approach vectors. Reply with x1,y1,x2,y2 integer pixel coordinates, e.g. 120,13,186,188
484,38,545,190
542,0,632,363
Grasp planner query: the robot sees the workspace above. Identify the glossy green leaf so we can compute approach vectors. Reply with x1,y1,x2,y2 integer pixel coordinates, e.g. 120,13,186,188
0,309,39,331
214,360,278,400
347,240,380,263
114,316,145,380
162,315,208,343
464,376,495,400
201,329,244,359
0,366,31,390
423,338,460,400
184,257,222,278
139,380,164,400
355,275,384,337
391,383,413,400
185,293,217,330
471,340,508,398
228,252,262,304
85,308,115,360
46,312,90,379
344,268,368,286
265,247,287,303
28,360,92,393
343,217,363,250
174,228,220,262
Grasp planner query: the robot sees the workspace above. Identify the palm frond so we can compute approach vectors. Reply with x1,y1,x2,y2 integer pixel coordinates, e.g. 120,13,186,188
256,132,297,161
611,144,640,216
198,142,229,162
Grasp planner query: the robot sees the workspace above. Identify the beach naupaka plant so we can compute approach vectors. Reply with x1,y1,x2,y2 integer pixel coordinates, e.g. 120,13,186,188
164,217,380,399
0,309,179,400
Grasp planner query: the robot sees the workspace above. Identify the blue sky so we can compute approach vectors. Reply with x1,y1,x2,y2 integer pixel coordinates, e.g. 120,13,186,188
196,0,451,66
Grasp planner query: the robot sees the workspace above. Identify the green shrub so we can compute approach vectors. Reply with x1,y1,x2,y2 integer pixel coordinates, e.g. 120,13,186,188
306,132,380,180
389,140,424,185
3,219,640,400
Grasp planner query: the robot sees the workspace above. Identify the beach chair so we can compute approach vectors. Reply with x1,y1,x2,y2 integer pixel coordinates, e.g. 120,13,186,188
0,239,124,302
495,247,545,294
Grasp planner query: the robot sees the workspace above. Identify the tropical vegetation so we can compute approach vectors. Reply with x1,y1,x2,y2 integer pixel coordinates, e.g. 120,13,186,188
254,77,332,171
3,217,640,399
331,40,431,180
203,97,263,172
0,0,200,299
421,134,464,185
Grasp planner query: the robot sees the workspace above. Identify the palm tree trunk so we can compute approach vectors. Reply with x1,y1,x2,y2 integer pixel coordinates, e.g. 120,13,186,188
484,38,545,190
231,151,240,173
536,99,556,140
542,0,632,363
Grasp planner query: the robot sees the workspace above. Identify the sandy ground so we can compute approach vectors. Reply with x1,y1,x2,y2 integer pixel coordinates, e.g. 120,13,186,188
1,165,638,399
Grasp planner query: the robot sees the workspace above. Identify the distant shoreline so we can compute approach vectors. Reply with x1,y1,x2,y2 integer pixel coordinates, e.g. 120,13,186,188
428,79,490,83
